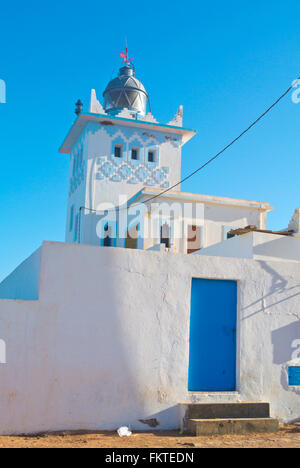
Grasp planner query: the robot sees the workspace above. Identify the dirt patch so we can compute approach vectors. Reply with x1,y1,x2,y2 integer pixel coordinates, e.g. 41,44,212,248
0,424,299,448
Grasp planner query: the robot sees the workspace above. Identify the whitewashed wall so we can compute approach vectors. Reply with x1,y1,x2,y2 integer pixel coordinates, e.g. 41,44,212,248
0,241,299,434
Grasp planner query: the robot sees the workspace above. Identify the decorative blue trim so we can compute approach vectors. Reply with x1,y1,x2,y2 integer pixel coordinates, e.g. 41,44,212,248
145,177,156,187
128,176,140,184
69,160,86,195
110,173,122,182
93,127,169,186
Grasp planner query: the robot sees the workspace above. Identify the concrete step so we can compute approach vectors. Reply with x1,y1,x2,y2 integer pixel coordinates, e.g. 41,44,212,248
187,417,279,436
181,402,270,420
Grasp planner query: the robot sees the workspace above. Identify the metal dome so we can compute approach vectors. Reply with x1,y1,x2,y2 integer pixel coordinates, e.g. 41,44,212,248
103,65,148,116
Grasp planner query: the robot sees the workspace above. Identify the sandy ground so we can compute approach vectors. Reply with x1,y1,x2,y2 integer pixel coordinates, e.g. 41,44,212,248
0,424,299,448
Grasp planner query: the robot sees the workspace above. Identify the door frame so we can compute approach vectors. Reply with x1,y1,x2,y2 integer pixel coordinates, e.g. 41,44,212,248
187,276,241,393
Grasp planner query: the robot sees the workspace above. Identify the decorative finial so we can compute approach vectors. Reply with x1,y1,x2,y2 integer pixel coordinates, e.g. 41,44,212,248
119,40,134,66
75,99,83,116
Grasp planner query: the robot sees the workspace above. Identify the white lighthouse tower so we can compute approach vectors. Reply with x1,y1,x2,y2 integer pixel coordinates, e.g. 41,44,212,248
60,52,271,253
59,51,196,247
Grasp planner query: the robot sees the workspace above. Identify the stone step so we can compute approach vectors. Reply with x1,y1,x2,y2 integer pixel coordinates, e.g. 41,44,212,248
181,402,270,420
187,417,279,436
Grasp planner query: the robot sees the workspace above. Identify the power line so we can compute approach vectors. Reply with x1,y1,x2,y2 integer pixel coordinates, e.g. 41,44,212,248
142,78,299,205
78,77,298,242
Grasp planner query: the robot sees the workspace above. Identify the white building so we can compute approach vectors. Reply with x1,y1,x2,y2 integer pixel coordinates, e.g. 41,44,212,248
0,57,299,435
60,62,272,253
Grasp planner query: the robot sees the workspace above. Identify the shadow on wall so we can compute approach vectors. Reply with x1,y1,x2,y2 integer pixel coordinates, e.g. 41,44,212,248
254,237,300,263
44,244,177,431
279,364,300,403
62,246,146,430
271,321,300,365
0,243,179,433
0,247,42,300
242,261,300,320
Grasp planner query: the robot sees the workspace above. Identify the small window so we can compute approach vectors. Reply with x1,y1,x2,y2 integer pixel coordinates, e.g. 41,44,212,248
131,148,139,160
114,145,122,158
148,150,156,163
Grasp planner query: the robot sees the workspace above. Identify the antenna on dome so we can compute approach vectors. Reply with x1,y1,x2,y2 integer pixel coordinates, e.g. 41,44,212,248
119,38,134,67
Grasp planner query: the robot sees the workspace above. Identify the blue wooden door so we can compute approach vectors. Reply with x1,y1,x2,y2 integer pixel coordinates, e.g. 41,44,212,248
188,278,237,391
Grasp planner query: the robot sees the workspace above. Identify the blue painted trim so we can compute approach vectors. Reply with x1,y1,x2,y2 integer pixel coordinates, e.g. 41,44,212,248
188,278,237,392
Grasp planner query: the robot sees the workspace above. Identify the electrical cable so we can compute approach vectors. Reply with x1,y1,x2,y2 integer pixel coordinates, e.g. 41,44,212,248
77,77,299,243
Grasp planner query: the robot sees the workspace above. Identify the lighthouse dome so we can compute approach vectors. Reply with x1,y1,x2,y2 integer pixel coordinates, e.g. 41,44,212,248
103,65,148,116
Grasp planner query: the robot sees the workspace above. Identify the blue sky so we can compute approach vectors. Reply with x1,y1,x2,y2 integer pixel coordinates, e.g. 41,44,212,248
0,0,299,281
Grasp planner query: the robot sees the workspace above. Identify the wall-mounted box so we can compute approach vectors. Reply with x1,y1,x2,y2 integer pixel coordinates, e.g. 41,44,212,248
288,367,300,386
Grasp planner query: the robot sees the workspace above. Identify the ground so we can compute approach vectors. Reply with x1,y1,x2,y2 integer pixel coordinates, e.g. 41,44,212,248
0,424,299,448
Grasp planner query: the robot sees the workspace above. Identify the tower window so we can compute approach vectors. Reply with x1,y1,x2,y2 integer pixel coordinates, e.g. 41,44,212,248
131,148,139,160
114,144,122,158
148,150,156,163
